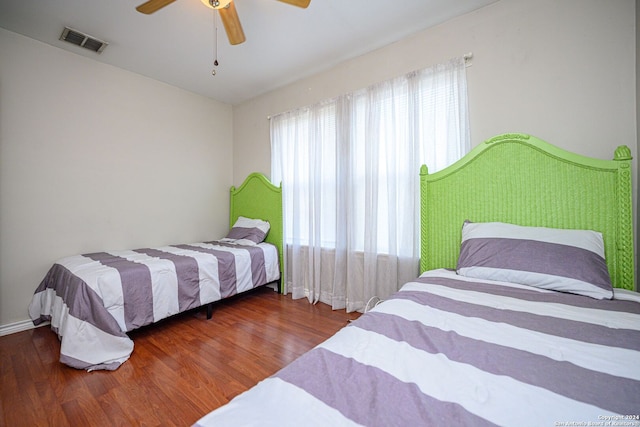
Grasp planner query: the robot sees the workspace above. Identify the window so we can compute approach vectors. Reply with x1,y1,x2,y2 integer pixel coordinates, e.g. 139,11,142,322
271,57,470,311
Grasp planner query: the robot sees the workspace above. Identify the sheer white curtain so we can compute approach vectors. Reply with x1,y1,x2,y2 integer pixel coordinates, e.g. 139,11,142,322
271,57,470,312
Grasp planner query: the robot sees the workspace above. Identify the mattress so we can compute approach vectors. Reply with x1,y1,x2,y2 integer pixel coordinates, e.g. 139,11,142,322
194,269,640,426
29,240,280,371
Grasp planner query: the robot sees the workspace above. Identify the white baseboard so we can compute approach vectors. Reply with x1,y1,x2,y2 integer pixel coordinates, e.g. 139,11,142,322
0,319,42,336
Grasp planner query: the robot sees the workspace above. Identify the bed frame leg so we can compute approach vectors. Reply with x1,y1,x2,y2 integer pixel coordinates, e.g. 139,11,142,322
206,303,213,319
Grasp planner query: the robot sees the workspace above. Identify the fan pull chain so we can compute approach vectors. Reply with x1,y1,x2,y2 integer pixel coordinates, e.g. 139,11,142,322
212,9,219,75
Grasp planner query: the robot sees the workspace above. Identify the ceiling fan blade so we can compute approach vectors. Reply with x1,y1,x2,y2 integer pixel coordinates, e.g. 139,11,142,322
136,0,178,14
277,0,311,8
218,2,246,45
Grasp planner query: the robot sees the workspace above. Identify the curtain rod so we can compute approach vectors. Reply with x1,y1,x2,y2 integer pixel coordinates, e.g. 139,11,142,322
463,52,473,67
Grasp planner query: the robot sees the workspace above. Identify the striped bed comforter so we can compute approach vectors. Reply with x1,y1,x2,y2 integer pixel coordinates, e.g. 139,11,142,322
29,241,280,371
194,269,640,427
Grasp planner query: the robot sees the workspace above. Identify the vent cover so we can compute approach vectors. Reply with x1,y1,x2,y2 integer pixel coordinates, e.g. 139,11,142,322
60,27,108,54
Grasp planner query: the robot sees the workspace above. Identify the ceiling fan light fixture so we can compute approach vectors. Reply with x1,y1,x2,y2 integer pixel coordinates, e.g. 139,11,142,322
137,0,309,46
201,0,232,10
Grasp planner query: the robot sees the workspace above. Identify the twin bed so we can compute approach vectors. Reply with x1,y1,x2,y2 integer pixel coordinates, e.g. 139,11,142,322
29,172,284,371
30,133,639,424
194,134,639,425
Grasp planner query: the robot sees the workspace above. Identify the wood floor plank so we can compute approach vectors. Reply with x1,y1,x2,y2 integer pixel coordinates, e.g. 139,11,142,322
0,287,359,426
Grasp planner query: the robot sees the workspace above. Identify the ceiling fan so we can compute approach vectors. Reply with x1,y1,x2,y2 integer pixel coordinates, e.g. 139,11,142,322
135,0,311,45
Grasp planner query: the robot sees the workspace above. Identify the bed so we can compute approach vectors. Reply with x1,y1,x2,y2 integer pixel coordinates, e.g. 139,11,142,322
28,172,283,371
194,133,639,426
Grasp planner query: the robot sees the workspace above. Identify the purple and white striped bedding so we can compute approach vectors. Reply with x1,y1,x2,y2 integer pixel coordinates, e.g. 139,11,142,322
29,241,280,371
194,269,640,426
457,221,613,299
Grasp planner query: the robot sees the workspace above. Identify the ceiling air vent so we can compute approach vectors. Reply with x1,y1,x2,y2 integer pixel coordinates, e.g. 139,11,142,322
59,27,108,54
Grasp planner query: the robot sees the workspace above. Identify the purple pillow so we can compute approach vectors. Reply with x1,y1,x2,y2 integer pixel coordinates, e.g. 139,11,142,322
456,221,612,299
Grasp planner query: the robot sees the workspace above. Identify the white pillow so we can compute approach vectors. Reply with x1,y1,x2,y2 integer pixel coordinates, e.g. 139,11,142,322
456,221,613,299
613,288,640,303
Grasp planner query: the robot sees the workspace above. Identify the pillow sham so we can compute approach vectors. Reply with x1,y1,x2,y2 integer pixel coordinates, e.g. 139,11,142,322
222,216,270,245
613,288,640,303
456,221,613,299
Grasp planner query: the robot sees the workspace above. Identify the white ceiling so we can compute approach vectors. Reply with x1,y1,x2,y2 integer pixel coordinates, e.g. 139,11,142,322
0,0,497,105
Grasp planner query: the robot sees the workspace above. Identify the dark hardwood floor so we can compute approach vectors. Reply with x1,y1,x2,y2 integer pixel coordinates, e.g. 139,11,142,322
0,287,360,427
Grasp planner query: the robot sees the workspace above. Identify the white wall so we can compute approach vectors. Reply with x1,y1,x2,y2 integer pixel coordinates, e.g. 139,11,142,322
232,0,637,185
1,0,637,329
0,28,233,328
636,0,640,285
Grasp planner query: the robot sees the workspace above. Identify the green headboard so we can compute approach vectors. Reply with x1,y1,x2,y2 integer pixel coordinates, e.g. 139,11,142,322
230,173,283,291
420,133,635,290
